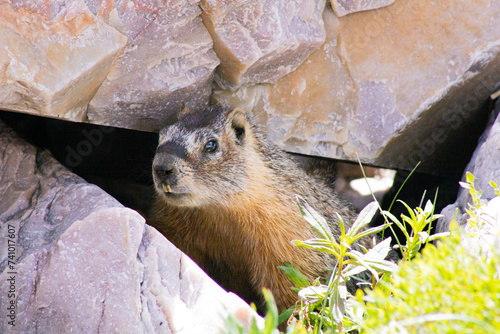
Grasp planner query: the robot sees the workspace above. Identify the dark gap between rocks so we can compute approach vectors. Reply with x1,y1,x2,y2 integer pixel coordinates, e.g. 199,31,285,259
0,110,158,218
0,110,469,247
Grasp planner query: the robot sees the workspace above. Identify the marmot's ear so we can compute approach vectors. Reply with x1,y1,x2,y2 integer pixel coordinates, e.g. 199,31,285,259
161,103,189,129
228,108,247,145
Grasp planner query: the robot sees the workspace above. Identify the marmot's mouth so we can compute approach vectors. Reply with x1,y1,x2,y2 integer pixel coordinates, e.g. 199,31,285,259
164,192,189,200
162,183,172,193
160,183,189,199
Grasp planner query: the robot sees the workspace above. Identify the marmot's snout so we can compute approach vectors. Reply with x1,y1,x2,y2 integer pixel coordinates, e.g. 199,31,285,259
152,149,182,195
153,140,189,189
153,161,177,187
152,140,200,206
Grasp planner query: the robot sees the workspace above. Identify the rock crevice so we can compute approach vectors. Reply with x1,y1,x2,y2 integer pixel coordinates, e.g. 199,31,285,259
0,121,260,333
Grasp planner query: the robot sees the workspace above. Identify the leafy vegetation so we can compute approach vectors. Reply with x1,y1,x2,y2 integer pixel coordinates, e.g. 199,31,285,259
279,197,396,333
460,171,486,228
352,224,500,333
382,198,448,262
225,173,500,334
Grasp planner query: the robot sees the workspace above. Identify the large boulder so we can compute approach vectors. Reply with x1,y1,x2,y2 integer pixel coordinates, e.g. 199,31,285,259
87,0,220,131
0,121,259,333
0,0,220,132
214,1,500,174
200,0,327,91
0,0,127,121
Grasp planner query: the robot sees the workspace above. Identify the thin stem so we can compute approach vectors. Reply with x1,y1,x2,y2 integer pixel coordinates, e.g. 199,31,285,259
388,162,421,213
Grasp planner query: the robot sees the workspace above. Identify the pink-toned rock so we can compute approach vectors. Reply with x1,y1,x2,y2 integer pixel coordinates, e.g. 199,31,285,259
329,0,395,17
0,0,127,121
16,208,144,333
139,223,260,333
87,0,220,131
0,121,261,333
214,1,500,173
212,8,356,156
200,0,326,91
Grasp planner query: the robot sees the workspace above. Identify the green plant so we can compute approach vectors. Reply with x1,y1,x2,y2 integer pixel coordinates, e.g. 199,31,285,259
457,172,500,260
224,288,306,334
353,226,500,333
460,171,500,230
353,172,500,333
278,197,397,333
225,172,500,334
459,172,486,228
381,198,449,261
490,180,500,197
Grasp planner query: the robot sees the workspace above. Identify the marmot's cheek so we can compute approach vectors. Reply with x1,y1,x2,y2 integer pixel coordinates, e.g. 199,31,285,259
189,185,216,205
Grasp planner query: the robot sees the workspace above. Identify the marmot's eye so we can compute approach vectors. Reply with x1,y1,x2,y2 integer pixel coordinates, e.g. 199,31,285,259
204,139,218,153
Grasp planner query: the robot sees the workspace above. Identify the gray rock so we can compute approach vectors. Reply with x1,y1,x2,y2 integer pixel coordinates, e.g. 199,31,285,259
0,122,260,333
438,101,500,233
87,0,220,131
200,0,326,90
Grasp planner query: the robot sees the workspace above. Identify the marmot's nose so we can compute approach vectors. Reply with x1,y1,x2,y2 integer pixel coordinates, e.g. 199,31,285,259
154,164,178,184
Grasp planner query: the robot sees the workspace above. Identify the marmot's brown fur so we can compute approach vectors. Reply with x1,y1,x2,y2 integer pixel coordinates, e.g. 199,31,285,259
149,105,366,312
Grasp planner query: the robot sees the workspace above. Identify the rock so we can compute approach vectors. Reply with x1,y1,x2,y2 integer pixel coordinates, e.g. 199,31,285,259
0,121,260,333
200,0,326,90
329,0,395,17
459,196,500,261
438,101,500,233
8,208,144,333
87,0,220,131
139,223,259,333
0,0,219,132
214,1,500,174
0,0,127,121
213,8,352,152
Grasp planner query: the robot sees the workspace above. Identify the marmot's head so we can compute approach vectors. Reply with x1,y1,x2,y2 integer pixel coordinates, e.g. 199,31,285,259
153,105,258,207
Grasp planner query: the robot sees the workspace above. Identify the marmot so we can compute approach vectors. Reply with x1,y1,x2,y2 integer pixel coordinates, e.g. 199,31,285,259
149,105,366,312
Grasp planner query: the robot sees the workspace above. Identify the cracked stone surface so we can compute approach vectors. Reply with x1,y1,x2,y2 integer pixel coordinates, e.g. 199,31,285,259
200,0,326,91
87,0,220,131
0,0,219,132
438,101,500,234
329,0,395,17
0,0,127,121
0,121,260,333
214,1,500,173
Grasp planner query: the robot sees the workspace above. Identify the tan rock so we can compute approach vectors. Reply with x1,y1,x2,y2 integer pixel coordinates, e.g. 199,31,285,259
87,0,220,131
213,8,355,155
200,0,327,91
215,1,500,173
0,1,127,121
329,0,395,17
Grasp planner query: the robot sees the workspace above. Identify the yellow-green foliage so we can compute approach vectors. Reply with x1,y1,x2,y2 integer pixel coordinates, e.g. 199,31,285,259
354,229,500,334
225,172,500,334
